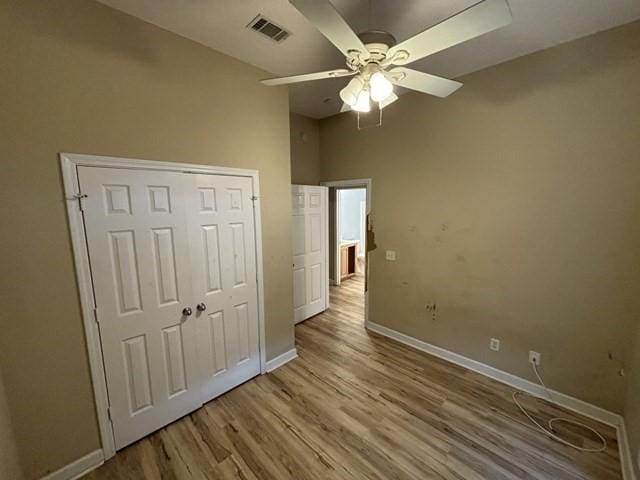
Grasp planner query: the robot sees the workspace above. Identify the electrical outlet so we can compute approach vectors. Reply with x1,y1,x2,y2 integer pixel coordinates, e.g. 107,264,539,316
529,350,541,365
385,250,396,261
490,338,500,351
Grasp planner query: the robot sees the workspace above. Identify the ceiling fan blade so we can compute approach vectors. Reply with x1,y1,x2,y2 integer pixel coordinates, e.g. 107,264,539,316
290,0,370,60
387,0,512,66
389,67,462,98
261,68,354,86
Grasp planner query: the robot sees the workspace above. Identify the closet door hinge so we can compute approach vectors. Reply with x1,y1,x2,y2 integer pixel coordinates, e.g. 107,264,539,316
107,406,113,422
93,307,100,324
72,193,88,211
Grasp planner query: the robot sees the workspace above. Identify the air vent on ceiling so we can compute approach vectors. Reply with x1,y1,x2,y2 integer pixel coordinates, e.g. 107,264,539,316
247,14,291,43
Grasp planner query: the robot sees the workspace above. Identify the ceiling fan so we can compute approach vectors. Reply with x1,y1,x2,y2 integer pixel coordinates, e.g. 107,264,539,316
261,0,512,114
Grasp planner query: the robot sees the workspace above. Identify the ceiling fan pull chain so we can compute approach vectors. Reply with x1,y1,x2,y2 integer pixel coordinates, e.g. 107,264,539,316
356,108,383,131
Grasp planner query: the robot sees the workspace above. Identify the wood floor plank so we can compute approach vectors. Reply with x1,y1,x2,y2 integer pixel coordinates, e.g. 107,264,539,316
84,275,622,480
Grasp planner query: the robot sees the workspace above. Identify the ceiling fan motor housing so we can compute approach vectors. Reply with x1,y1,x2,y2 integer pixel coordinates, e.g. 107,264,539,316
357,30,397,63
357,30,397,48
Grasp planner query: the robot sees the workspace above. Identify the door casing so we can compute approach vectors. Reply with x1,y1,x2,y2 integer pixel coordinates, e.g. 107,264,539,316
61,153,268,460
321,179,372,326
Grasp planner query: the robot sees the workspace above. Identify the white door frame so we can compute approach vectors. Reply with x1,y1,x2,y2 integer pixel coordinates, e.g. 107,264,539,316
320,179,371,325
60,153,268,460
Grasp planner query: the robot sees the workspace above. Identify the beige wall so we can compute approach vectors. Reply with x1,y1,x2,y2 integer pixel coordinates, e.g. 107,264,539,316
0,0,293,478
290,112,321,185
0,371,23,480
625,326,640,477
320,21,640,413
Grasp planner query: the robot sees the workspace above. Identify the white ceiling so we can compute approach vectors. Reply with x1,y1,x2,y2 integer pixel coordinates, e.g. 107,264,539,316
97,0,640,119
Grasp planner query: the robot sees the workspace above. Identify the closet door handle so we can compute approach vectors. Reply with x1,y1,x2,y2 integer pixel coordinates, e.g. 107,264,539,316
182,307,193,316
196,303,207,312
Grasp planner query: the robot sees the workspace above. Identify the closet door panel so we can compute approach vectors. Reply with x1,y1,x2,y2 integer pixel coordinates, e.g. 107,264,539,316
187,174,261,402
78,166,201,450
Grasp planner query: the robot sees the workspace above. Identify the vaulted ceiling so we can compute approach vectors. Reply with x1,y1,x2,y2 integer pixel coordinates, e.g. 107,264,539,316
97,0,640,118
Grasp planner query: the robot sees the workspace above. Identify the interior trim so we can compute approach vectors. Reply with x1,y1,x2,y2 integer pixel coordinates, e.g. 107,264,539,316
265,348,298,373
39,449,104,480
320,179,372,324
618,419,639,480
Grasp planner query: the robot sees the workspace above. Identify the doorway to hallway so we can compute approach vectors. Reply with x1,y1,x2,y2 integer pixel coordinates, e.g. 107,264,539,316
321,179,371,324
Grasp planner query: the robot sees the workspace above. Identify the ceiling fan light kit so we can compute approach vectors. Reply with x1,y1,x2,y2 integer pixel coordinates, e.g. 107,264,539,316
339,64,394,113
353,89,371,113
339,76,365,106
369,72,393,102
261,0,513,127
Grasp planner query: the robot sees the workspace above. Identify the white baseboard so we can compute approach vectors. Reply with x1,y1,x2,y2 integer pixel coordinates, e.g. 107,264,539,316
366,321,618,425
37,350,296,480
265,348,298,373
365,321,636,480
618,418,639,480
40,449,103,480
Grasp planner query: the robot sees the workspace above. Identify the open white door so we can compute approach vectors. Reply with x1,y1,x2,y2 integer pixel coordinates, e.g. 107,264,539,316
291,185,329,323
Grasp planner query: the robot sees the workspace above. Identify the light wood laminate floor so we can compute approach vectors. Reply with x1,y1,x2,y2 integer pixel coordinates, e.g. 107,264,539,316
84,275,622,480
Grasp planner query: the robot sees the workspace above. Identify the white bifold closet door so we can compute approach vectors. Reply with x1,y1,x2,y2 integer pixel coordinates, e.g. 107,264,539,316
78,166,260,450
291,185,328,323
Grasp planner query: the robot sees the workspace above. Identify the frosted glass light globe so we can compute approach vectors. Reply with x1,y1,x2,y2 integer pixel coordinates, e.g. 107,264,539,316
352,89,371,113
339,76,365,106
369,72,393,102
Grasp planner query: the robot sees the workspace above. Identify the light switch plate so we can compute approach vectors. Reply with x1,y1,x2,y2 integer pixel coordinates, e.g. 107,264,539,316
385,250,396,261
